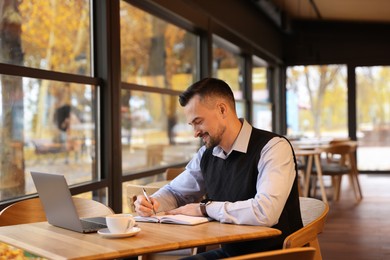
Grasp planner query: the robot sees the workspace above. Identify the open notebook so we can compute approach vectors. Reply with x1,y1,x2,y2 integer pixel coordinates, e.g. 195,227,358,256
135,214,211,225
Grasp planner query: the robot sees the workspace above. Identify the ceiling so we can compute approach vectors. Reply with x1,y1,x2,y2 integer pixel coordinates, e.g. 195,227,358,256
258,0,390,24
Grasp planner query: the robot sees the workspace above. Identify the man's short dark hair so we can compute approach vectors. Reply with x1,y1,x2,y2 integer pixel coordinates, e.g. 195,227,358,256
179,78,236,109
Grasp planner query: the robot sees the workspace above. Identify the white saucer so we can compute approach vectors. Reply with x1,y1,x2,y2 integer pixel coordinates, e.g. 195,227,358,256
98,227,141,238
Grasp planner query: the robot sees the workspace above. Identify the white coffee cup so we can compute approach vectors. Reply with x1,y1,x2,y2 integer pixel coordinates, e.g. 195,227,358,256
106,213,135,234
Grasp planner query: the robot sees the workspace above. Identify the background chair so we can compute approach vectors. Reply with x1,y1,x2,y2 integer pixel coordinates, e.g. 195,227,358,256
165,167,185,180
0,197,46,226
0,197,113,226
225,247,316,260
283,197,329,260
0,197,113,258
126,184,160,213
312,142,362,201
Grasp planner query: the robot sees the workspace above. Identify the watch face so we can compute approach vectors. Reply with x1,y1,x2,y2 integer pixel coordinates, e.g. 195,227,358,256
201,199,212,204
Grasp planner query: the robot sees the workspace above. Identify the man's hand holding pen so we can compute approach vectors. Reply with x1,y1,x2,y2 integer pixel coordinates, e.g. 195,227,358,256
135,189,160,216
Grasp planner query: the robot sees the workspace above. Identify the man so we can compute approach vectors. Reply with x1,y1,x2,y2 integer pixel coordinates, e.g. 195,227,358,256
135,78,303,259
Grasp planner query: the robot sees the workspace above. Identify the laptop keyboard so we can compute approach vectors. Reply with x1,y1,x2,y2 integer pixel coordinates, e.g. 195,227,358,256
80,219,107,232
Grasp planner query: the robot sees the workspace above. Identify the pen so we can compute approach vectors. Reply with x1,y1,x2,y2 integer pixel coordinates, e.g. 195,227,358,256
142,188,156,215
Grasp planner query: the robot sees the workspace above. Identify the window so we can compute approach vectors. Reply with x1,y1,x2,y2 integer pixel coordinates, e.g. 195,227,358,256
252,56,271,130
212,36,245,118
120,1,200,178
286,65,348,139
120,2,198,89
3,0,91,75
356,66,390,171
0,0,96,202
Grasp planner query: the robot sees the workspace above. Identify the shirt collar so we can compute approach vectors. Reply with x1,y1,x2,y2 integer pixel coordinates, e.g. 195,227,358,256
212,119,252,158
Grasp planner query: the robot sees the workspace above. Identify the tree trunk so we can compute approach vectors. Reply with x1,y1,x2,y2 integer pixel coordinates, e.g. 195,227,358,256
0,0,25,199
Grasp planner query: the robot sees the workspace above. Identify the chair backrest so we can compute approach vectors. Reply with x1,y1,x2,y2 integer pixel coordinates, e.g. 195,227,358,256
165,167,185,180
329,138,351,145
324,141,358,166
0,197,113,227
73,197,114,218
283,197,329,260
126,184,160,213
322,143,352,165
0,198,46,226
224,247,316,260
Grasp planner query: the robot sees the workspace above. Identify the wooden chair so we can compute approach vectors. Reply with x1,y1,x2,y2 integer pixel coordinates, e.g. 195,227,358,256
126,184,160,213
0,198,46,226
0,197,113,226
0,197,113,258
225,247,316,260
312,141,362,201
165,167,185,180
283,197,329,260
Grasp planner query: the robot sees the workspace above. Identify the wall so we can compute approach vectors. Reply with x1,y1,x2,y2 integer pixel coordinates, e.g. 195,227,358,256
283,21,390,66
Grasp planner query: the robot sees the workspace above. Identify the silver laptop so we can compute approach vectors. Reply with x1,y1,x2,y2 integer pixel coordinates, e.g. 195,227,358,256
31,171,107,233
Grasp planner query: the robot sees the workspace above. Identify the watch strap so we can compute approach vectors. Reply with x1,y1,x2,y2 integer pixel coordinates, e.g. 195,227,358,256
200,199,212,217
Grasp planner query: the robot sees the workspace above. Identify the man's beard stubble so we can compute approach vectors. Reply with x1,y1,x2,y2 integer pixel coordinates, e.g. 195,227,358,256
202,125,226,149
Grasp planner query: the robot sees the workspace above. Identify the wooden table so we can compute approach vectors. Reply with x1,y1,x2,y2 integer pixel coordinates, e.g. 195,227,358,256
295,148,328,204
0,221,281,259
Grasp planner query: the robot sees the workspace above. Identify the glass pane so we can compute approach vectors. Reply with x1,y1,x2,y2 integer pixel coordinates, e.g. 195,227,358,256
356,66,390,171
121,90,199,175
252,58,272,131
0,75,97,201
286,65,348,139
252,67,268,102
212,41,244,100
120,1,199,90
235,101,246,119
253,103,272,131
0,0,91,75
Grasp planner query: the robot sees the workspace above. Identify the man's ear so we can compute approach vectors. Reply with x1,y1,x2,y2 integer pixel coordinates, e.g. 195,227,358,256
217,103,227,118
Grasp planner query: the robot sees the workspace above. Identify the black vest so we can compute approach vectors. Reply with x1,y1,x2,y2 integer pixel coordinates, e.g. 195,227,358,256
200,128,303,256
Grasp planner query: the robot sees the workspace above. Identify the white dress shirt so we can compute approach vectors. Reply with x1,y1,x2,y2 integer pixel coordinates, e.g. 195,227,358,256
152,119,296,226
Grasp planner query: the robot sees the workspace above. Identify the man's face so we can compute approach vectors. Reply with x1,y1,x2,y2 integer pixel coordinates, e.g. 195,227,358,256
184,95,226,149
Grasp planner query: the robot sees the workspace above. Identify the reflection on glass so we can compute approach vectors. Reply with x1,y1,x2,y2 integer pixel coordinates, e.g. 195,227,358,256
121,90,199,174
0,75,97,201
212,39,244,99
0,0,91,75
356,66,390,171
120,1,198,90
286,65,348,138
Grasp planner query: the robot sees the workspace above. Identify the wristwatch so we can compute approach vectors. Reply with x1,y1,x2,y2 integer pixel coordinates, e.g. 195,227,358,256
200,199,212,217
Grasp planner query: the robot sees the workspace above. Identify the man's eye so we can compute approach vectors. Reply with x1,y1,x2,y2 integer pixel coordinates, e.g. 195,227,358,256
194,120,202,126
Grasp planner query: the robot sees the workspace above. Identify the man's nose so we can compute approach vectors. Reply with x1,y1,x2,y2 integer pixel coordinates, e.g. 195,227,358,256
193,128,201,138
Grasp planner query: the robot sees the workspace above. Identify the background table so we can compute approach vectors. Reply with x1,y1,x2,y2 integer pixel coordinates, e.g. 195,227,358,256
295,148,328,203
